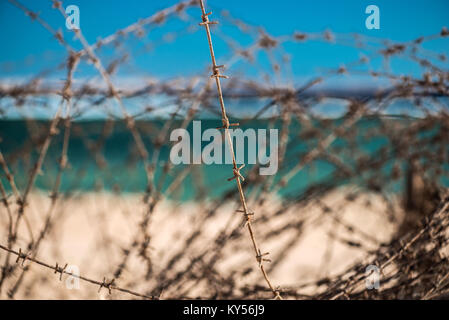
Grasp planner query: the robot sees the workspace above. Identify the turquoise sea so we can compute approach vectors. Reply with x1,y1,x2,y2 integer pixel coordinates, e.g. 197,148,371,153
0,117,448,201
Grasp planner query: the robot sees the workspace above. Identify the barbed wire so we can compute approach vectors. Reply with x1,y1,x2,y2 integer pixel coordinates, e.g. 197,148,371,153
0,0,448,300
0,244,157,299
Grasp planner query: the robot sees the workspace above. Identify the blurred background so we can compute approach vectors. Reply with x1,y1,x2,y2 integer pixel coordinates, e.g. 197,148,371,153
0,0,449,299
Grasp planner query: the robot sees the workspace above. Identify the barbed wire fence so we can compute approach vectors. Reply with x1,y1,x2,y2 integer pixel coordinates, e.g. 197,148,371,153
0,0,448,299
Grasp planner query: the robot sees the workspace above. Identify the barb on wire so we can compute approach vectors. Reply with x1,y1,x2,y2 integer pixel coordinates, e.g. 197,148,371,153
0,244,157,300
198,0,282,300
1,0,449,301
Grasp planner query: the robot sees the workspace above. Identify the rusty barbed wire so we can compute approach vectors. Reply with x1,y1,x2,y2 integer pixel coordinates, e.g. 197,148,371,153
0,0,448,300
5,51,81,298
198,0,281,300
0,244,157,299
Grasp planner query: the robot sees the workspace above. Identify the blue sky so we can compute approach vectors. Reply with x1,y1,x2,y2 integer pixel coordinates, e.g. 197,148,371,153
0,0,448,82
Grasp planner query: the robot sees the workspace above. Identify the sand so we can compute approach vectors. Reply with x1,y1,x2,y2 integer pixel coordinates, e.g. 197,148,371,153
0,187,401,299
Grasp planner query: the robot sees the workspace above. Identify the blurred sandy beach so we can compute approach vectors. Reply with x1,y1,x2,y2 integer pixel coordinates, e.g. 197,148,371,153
1,187,400,299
